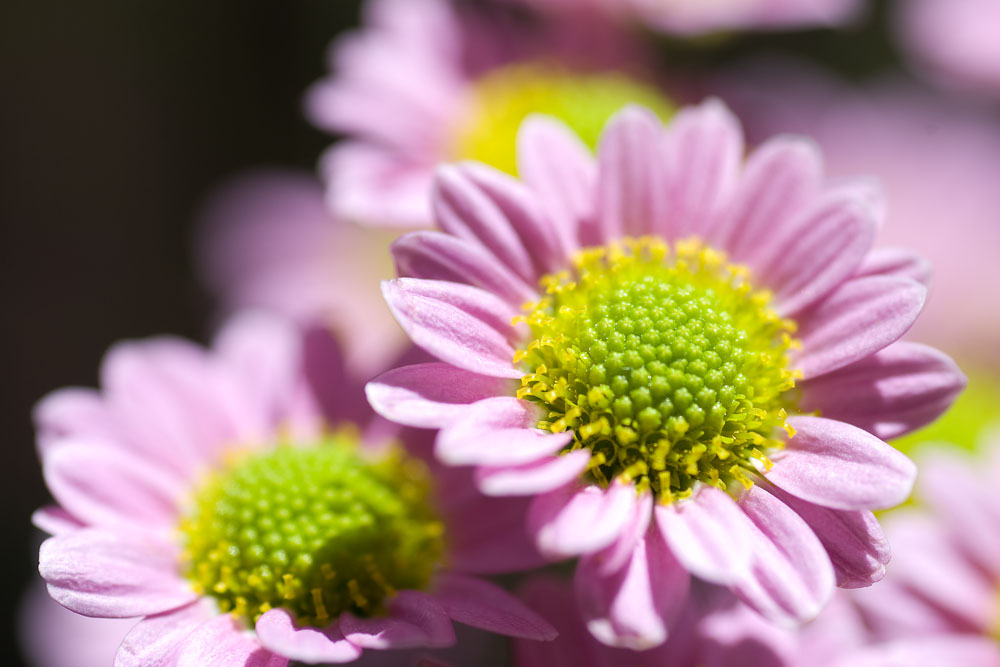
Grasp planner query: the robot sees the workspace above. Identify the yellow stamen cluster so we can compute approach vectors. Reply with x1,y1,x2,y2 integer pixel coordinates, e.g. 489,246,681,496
178,432,445,627
515,237,800,503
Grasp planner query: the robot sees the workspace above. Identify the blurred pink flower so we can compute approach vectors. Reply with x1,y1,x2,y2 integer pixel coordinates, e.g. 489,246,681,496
502,0,863,36
197,169,406,379
713,65,1000,369
367,100,963,648
307,0,671,229
33,313,554,665
895,0,1000,97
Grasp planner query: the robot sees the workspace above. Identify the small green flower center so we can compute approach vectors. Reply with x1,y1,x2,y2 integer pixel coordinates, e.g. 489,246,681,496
453,62,674,176
515,237,800,502
178,433,445,628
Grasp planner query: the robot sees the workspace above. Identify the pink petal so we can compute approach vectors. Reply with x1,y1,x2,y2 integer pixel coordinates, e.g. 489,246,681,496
39,529,197,618
475,450,591,496
733,486,835,625
381,279,522,379
116,600,215,667
655,485,754,585
855,246,932,285
833,636,1000,667
178,614,288,667
528,480,640,558
796,275,927,379
444,493,549,575
255,609,361,664
433,164,537,283
799,341,966,440
513,577,612,667
32,505,85,536
340,591,455,649
33,387,118,456
594,105,668,241
762,188,878,316
392,231,537,305
574,530,690,650
517,115,593,255
767,416,916,511
43,441,183,532
432,573,557,641
435,397,570,466
661,99,743,240
714,136,822,261
767,484,890,588
365,363,513,429
594,491,654,576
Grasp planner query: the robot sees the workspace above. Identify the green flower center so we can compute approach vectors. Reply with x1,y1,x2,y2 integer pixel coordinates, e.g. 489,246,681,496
178,433,445,627
453,62,674,176
515,237,800,502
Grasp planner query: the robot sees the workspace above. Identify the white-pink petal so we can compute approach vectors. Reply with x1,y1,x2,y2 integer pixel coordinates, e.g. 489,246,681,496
115,601,214,667
475,449,591,496
528,480,639,558
855,246,932,286
340,590,455,649
255,609,361,664
178,614,288,667
432,573,557,641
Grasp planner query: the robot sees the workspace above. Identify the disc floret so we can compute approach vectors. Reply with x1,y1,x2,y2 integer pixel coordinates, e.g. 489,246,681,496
178,432,445,628
515,237,800,502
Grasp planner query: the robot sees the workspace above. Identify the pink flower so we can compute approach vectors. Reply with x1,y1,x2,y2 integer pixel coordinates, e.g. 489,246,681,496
34,313,555,665
712,65,1000,368
197,169,407,379
501,0,864,37
307,0,671,229
367,100,965,647
895,0,1000,98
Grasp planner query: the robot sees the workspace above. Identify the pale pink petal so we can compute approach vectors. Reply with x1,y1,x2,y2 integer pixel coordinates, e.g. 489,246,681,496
385,277,520,341
475,449,591,496
594,105,668,241
517,115,593,254
115,600,215,667
856,246,932,286
733,485,835,625
799,341,966,440
178,614,288,667
33,387,118,456
796,275,927,379
381,279,522,379
433,165,537,283
39,529,196,618
574,530,690,650
833,636,1000,667
767,484,889,588
366,363,513,429
432,573,557,641
255,609,361,664
32,505,85,536
444,493,549,574
435,397,570,466
767,416,916,511
761,188,877,316
340,591,455,649
661,99,743,240
594,491,654,575
655,485,754,585
44,441,183,532
528,480,639,558
713,136,822,260
392,231,537,305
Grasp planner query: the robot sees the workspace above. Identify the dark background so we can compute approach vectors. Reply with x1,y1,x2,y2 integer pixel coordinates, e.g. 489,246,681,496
0,1,898,663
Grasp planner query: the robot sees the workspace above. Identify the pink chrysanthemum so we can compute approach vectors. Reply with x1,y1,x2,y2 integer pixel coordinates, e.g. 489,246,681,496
307,0,671,229
367,100,966,647
34,314,555,665
501,0,864,37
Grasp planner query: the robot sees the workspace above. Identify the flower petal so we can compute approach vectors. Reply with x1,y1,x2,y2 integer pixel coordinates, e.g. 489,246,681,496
832,637,1000,667
32,505,85,536
382,279,521,379
33,387,118,456
432,573,557,641
799,341,966,440
795,275,926,379
475,449,591,496
435,397,570,466
366,363,513,429
855,246,932,286
767,416,916,511
528,480,639,558
178,614,288,667
444,493,548,575
255,609,361,664
732,486,835,625
115,601,214,667
39,529,197,618
340,590,455,649
655,485,754,585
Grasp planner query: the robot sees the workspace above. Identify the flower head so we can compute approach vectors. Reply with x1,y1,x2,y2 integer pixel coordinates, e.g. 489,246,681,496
34,314,555,665
368,100,966,647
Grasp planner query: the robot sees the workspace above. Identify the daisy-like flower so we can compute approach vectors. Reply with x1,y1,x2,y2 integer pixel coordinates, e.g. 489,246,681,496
307,0,673,229
367,100,966,647
501,0,864,37
34,314,555,665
